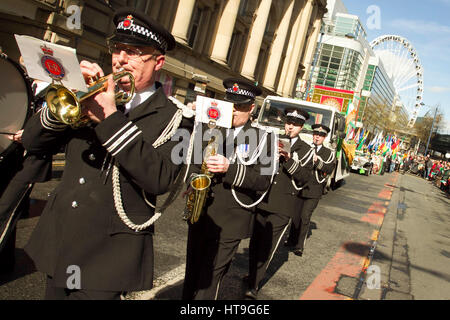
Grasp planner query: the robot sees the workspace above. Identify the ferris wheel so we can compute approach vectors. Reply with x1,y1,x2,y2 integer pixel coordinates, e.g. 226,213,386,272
370,35,424,128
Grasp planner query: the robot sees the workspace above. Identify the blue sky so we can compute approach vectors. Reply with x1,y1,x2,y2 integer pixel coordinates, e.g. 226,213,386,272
342,0,450,133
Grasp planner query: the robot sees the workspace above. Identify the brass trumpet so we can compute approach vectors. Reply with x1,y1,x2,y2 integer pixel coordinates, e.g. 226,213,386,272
45,71,135,127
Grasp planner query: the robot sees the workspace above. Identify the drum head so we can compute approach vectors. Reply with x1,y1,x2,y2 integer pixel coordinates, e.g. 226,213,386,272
0,56,31,157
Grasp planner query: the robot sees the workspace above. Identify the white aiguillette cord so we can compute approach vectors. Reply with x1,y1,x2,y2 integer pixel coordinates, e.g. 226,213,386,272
314,150,335,184
230,130,278,209
111,96,192,232
290,146,315,191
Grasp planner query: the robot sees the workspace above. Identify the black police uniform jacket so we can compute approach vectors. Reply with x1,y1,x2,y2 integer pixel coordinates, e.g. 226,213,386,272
299,144,336,199
258,137,314,219
188,121,274,239
22,86,192,292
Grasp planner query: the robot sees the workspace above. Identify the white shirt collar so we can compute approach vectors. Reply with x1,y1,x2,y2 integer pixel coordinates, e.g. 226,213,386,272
290,136,298,146
33,81,50,95
313,143,322,152
124,84,156,114
227,125,245,140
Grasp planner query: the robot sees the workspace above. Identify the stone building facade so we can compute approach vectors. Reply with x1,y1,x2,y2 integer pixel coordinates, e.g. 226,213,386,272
0,0,327,105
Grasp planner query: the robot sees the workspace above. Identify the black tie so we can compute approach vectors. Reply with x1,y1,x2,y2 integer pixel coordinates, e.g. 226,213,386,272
117,104,125,113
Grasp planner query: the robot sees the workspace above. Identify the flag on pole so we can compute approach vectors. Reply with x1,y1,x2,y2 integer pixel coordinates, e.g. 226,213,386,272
357,130,370,150
368,133,377,151
345,100,357,126
358,128,365,144
353,127,361,143
392,137,403,160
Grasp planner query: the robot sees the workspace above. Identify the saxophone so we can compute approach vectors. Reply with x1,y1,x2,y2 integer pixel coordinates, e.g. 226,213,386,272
184,131,219,224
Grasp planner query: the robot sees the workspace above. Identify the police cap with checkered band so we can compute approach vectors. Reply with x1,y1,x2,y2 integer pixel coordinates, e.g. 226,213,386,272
109,7,176,54
223,78,262,105
284,108,310,126
312,124,331,136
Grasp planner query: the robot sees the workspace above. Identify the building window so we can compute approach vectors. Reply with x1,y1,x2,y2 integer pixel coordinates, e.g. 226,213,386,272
188,6,203,48
227,32,238,63
239,0,248,16
185,82,197,104
205,89,216,98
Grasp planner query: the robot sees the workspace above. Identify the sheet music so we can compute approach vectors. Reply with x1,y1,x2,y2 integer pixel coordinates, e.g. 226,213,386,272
15,34,88,92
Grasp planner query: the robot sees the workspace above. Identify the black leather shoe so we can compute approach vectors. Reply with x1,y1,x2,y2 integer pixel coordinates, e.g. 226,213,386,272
244,288,258,300
292,249,303,257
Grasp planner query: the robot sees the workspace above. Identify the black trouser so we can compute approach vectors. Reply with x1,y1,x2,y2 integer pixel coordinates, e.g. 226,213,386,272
183,217,241,300
45,276,122,300
287,197,320,251
248,209,290,290
0,228,16,272
0,182,33,270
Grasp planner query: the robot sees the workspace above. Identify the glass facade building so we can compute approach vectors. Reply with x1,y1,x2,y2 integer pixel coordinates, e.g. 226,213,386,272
334,14,367,40
309,5,409,131
314,43,364,91
361,61,396,126
311,14,366,93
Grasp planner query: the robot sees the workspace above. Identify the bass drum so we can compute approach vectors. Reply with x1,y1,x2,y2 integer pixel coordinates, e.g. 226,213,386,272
0,54,32,162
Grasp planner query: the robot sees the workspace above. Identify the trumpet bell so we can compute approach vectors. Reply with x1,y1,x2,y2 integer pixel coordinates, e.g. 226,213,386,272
46,85,81,126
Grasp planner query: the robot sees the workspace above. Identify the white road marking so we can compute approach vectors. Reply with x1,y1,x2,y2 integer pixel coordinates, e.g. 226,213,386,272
123,264,186,300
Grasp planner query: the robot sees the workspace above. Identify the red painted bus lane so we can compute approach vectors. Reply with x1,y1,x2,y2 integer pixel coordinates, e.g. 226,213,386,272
299,173,398,299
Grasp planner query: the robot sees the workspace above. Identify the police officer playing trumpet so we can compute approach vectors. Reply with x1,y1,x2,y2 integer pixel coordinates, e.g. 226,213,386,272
182,78,275,300
22,8,192,299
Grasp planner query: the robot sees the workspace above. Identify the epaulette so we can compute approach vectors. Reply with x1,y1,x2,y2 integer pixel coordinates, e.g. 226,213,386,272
250,122,274,133
152,96,195,148
168,96,195,118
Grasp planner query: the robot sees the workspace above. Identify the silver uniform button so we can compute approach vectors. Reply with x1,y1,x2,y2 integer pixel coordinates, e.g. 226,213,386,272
89,154,96,161
72,201,78,209
79,177,86,185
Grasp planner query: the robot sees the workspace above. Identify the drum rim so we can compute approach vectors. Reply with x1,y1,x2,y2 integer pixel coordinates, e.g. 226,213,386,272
0,54,33,160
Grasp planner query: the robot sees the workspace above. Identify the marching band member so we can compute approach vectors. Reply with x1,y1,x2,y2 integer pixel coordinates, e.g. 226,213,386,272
21,8,192,299
182,78,275,300
0,55,52,273
285,124,336,257
246,108,313,299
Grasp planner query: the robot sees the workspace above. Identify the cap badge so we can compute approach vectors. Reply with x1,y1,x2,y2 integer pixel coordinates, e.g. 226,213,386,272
314,127,327,134
122,15,134,29
232,83,239,93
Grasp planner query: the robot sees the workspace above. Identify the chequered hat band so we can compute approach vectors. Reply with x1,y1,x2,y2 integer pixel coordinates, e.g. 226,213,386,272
287,112,306,121
314,127,328,134
117,20,168,52
226,87,256,98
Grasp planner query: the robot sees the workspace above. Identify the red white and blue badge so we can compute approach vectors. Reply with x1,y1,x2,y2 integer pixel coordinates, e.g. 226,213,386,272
40,46,65,80
207,101,221,121
121,15,134,30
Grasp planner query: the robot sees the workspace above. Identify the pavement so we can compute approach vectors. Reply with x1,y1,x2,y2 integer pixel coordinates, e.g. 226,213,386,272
1,158,449,300
359,172,450,300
